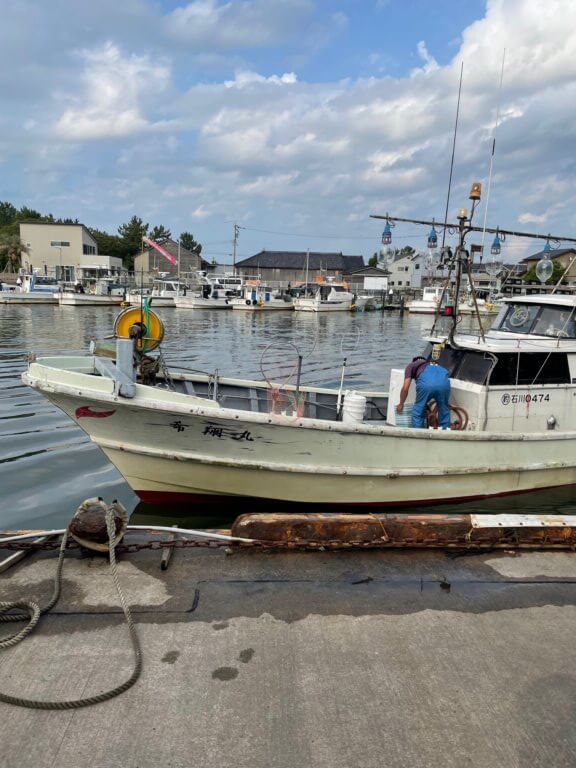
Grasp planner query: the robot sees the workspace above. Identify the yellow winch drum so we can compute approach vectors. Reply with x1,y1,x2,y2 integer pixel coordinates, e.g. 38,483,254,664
113,306,165,352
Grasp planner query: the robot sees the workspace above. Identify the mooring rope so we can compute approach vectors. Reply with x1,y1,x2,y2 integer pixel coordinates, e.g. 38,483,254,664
0,510,142,710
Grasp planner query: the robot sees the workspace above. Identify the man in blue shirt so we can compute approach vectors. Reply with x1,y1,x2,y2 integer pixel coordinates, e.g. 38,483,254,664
396,350,451,429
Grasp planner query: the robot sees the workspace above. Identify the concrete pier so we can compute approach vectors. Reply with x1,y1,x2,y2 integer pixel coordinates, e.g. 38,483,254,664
1,546,576,767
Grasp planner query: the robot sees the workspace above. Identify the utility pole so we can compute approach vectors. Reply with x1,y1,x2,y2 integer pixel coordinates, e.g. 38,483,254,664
232,223,240,275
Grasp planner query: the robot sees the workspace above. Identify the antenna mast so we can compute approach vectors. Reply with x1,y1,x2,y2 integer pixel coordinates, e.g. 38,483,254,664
441,62,464,248
481,49,506,259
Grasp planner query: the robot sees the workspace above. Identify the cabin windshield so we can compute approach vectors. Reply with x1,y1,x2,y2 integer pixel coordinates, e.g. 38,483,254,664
495,304,576,338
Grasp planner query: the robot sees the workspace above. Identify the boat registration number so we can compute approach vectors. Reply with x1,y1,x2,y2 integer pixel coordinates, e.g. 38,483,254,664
500,393,550,405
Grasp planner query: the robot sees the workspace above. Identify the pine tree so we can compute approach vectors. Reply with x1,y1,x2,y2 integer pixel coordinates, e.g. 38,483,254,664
149,224,172,242
179,231,202,255
118,216,149,269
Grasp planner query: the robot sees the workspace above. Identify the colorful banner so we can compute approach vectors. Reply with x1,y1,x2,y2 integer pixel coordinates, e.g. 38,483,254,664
143,237,177,265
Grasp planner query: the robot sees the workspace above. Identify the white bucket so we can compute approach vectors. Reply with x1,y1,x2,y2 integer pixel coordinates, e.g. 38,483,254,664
342,390,367,423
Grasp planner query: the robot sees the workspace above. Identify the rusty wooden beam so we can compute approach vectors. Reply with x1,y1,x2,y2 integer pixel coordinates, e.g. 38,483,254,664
231,513,576,549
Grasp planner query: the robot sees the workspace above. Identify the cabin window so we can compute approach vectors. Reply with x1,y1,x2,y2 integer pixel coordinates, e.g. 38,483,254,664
434,346,464,377
495,304,576,338
490,353,570,385
531,307,576,338
498,304,540,334
455,352,495,384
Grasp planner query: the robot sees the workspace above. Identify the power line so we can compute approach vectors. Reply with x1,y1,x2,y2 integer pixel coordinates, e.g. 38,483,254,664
240,225,384,240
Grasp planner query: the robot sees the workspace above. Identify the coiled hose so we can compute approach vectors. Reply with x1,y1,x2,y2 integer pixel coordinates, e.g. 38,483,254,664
0,510,141,710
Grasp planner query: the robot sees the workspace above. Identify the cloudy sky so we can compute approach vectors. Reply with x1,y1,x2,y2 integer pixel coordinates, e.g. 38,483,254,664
1,0,576,263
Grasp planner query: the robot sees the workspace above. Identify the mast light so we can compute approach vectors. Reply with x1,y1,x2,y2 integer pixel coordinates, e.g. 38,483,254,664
381,221,392,246
491,230,501,256
427,224,438,250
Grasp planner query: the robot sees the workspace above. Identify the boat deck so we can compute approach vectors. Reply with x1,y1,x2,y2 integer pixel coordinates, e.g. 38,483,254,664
166,375,390,421
2,545,576,767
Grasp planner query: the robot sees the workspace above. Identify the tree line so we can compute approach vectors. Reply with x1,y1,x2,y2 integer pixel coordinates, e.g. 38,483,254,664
0,201,202,271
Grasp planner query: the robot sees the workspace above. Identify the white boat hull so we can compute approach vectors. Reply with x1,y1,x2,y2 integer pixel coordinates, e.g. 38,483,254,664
293,299,353,312
0,293,58,304
230,300,293,311
23,357,576,507
407,302,438,314
126,293,176,308
174,296,231,309
59,292,124,306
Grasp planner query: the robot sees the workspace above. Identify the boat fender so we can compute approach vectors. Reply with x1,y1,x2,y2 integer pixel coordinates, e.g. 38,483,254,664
252,299,258,306
245,299,251,305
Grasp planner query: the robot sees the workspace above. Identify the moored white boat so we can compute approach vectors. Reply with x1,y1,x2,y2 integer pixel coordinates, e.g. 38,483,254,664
0,274,60,304
59,278,126,306
229,283,293,311
127,279,187,308
407,286,447,314
23,293,576,507
174,272,242,309
458,296,501,315
293,280,354,312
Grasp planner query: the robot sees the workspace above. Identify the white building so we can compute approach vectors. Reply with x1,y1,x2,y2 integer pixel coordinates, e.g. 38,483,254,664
386,252,423,289
385,251,454,290
19,222,124,282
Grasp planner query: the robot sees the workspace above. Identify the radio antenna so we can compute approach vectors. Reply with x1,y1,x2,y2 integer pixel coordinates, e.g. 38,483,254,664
441,61,463,248
481,49,506,258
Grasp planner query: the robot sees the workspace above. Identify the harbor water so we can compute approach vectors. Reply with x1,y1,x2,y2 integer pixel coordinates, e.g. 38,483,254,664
2,304,576,530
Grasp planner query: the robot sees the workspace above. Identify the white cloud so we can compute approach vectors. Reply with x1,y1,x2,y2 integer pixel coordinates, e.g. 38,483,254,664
3,0,576,263
518,212,548,224
54,43,172,140
224,70,298,89
413,41,439,75
164,0,317,48
192,204,211,219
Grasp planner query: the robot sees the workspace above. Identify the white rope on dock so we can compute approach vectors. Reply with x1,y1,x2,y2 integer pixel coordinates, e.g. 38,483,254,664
0,525,256,545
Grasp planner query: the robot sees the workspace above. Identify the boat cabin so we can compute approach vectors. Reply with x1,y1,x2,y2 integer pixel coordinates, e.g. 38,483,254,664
395,295,576,433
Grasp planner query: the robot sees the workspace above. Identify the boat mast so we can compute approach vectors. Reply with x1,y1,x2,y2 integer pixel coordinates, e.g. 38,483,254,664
232,223,240,276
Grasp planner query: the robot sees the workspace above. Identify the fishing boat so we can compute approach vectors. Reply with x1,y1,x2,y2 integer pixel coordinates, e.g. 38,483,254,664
174,272,242,309
407,286,447,314
127,279,187,308
229,282,293,311
23,184,576,507
457,295,501,316
0,274,60,304
293,279,355,312
59,278,126,306
22,290,576,506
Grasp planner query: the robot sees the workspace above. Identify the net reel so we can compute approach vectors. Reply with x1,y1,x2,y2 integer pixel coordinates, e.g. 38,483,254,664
113,306,164,353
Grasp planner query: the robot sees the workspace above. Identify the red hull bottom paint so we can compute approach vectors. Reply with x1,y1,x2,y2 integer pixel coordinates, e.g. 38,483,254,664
135,484,572,508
